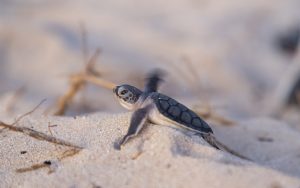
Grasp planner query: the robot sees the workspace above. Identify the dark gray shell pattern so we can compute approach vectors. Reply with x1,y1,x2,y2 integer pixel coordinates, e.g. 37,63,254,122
151,93,213,134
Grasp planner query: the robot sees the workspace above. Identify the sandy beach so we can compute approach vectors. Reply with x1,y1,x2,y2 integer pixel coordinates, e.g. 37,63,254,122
1,0,300,187
1,113,300,188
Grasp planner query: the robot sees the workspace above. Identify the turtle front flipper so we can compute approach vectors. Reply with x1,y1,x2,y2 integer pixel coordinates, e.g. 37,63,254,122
115,106,150,150
144,69,165,93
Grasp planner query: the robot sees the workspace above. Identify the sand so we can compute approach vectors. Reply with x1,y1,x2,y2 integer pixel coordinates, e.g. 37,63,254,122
1,0,300,187
0,112,300,188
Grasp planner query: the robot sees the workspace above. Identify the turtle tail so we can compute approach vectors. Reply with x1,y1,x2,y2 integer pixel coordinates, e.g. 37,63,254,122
200,133,250,161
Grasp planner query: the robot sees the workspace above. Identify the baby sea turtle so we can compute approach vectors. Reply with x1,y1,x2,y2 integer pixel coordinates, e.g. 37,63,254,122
113,70,248,160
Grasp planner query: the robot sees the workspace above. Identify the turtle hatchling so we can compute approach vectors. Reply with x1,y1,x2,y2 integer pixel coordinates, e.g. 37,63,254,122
113,69,248,160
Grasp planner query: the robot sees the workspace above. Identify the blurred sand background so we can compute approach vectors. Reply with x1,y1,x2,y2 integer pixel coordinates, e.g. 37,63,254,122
1,0,300,187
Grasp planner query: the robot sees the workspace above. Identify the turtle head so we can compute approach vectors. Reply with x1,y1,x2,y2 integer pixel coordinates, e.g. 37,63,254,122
113,84,143,110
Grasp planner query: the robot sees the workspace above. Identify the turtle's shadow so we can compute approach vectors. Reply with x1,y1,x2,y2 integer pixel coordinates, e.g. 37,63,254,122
209,120,300,179
159,123,300,178
168,127,248,166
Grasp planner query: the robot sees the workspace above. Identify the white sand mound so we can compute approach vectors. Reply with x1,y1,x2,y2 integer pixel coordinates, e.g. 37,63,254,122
1,113,299,188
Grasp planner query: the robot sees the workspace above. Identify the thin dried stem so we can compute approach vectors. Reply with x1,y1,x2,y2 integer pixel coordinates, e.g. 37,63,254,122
5,86,25,113
207,114,235,126
16,163,50,173
82,74,116,90
169,61,194,85
12,99,46,126
80,23,89,64
131,150,143,160
16,148,82,173
58,148,81,160
0,99,82,149
194,104,235,126
86,48,101,76
0,122,82,149
181,56,200,84
48,122,59,150
54,46,109,115
53,76,85,116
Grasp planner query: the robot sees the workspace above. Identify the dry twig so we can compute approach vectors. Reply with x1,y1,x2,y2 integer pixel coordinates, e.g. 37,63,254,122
80,23,89,63
169,61,195,85
16,148,81,173
193,104,235,126
131,150,143,160
169,56,235,126
53,49,100,116
5,86,25,113
81,74,116,90
58,148,81,160
53,74,86,115
48,122,59,150
12,99,46,126
53,26,116,115
0,122,82,149
0,100,82,149
53,24,101,116
54,45,115,115
0,100,83,173
16,162,50,173
181,56,200,84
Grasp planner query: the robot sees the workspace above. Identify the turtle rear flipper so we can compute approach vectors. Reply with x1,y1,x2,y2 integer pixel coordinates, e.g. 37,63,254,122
200,133,250,161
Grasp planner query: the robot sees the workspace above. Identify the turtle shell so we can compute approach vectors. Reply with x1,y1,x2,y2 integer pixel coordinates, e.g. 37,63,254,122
152,93,213,134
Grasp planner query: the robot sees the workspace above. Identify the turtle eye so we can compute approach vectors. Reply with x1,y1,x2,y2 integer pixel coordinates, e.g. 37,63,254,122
121,90,128,95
